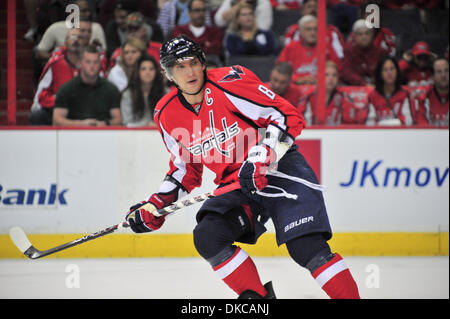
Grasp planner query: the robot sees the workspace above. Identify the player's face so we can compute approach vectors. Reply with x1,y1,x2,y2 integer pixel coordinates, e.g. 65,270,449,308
171,57,206,96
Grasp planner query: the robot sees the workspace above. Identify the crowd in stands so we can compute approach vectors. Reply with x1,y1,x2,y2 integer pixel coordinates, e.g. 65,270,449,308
22,0,448,127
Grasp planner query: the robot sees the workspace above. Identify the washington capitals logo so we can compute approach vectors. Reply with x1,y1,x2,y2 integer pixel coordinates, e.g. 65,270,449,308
219,66,245,83
188,110,240,158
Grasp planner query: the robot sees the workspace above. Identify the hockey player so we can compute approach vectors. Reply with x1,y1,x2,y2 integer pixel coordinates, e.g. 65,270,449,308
125,35,360,299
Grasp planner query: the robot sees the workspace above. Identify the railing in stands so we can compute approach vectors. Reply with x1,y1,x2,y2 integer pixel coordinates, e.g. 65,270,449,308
7,0,16,125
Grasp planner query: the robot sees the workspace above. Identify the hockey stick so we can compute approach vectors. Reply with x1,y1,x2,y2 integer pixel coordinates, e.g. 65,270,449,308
9,182,241,259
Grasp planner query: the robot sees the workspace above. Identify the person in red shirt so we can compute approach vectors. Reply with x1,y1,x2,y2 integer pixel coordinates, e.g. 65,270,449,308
171,0,224,60
326,0,365,34
124,35,360,299
365,56,415,126
399,41,435,87
298,61,357,125
29,28,81,125
266,61,302,108
109,12,163,69
384,0,443,9
340,19,386,86
346,3,397,58
416,57,449,126
278,15,341,85
283,0,345,61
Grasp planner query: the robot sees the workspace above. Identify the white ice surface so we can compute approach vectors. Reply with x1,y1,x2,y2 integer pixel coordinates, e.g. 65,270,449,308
0,256,448,299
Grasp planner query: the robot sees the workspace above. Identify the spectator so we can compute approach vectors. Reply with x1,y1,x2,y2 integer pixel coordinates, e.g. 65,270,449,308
326,0,363,35
283,0,345,62
98,0,159,28
270,0,303,10
266,62,302,107
104,0,135,58
35,1,106,61
215,0,273,31
30,28,82,125
340,19,385,86
225,2,278,56
120,54,166,127
277,15,341,85
158,0,192,40
365,56,415,126
25,0,68,43
384,0,444,9
23,0,39,42
53,44,122,126
108,37,147,92
49,20,109,78
416,57,449,126
171,0,224,60
399,41,435,87
299,61,357,125
109,12,164,69
347,1,396,57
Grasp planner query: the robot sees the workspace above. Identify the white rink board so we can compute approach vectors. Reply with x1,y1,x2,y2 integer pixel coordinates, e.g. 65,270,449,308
0,128,448,234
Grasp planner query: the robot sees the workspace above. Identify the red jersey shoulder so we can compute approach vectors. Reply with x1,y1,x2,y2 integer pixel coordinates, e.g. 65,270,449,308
207,65,260,86
154,87,178,119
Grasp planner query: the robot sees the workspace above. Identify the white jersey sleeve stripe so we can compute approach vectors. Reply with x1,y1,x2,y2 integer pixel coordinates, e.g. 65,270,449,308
159,122,188,185
224,92,287,131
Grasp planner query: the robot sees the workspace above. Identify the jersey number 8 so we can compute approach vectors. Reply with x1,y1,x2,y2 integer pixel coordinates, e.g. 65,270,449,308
258,85,275,100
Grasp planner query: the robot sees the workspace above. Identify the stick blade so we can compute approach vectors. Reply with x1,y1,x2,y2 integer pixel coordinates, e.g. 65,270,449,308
9,227,33,253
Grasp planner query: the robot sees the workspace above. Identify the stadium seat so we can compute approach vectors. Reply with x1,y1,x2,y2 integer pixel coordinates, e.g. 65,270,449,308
226,55,277,82
425,9,449,36
416,34,449,56
381,9,425,39
272,10,302,37
399,33,448,57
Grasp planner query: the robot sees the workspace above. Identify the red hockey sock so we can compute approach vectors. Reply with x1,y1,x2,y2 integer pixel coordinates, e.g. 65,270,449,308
213,247,267,297
312,253,360,299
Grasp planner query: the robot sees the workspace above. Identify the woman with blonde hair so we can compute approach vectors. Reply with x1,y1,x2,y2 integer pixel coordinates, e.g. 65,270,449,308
299,60,358,126
224,2,278,57
108,37,147,92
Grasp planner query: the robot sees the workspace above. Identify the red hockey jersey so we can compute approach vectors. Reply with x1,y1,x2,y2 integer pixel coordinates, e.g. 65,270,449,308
33,53,78,109
398,59,433,87
154,66,305,193
277,39,341,84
